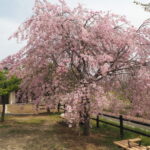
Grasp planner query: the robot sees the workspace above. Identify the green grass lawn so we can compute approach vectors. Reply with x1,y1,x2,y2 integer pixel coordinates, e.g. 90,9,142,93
92,117,150,145
92,118,150,146
0,113,149,150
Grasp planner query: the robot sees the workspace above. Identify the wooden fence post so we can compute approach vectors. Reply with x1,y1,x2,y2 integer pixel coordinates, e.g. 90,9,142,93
57,103,60,113
119,115,124,139
64,104,66,113
96,114,100,128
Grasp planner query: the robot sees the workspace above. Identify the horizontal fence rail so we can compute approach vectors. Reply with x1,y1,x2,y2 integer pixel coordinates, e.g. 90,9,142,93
58,104,150,139
99,113,150,127
91,114,150,139
123,118,150,127
91,117,120,128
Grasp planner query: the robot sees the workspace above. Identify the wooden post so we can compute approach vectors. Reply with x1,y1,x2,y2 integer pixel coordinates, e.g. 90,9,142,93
57,103,60,113
64,104,66,113
119,115,124,139
46,107,50,114
96,114,100,128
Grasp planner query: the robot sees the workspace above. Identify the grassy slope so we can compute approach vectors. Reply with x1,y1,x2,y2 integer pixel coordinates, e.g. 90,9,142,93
0,113,149,150
0,111,149,150
0,113,121,150
92,118,150,145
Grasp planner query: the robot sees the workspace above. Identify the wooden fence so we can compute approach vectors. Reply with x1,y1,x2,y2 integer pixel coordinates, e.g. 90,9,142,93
58,104,150,139
91,113,150,139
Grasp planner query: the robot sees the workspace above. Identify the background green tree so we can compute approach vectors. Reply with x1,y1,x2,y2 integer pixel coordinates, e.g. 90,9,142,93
0,70,21,122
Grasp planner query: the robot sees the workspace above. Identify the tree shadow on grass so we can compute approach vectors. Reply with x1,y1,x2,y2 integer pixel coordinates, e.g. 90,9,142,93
0,114,119,150
23,120,119,150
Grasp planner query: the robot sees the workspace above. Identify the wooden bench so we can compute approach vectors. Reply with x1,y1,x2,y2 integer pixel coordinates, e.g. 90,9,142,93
114,138,150,150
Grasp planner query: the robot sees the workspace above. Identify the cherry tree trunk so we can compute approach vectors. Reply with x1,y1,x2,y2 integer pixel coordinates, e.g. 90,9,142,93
82,95,90,136
83,112,90,136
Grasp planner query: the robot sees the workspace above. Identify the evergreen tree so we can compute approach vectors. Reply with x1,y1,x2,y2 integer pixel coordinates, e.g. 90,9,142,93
0,70,21,122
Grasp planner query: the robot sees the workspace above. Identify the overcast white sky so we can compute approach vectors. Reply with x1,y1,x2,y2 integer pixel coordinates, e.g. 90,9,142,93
0,0,149,60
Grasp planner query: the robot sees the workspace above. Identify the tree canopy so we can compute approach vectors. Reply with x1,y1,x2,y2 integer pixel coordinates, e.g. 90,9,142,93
0,0,150,134
0,70,21,96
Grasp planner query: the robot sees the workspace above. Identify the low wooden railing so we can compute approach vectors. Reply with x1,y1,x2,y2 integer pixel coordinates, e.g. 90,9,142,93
58,104,150,139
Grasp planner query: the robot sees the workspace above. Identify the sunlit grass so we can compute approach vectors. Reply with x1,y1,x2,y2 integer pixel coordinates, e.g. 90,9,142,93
0,113,149,150
91,117,150,145
0,113,120,150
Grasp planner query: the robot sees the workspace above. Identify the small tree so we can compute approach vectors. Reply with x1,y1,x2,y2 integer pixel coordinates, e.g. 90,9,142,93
0,70,20,122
